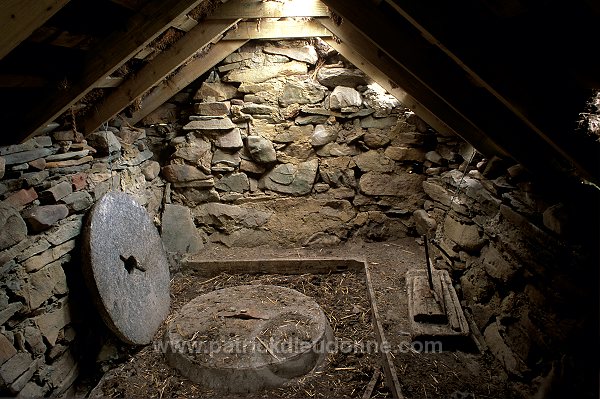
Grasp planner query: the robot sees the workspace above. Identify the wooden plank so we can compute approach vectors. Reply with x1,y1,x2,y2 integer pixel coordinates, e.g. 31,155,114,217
362,370,381,399
0,0,71,60
320,22,507,157
322,38,455,138
383,0,599,183
406,269,469,338
411,276,447,324
208,0,329,19
223,19,331,40
133,46,156,60
96,77,124,88
364,263,404,399
125,40,248,126
439,271,469,333
171,14,199,32
15,0,207,143
182,257,365,276
321,0,590,184
82,19,239,133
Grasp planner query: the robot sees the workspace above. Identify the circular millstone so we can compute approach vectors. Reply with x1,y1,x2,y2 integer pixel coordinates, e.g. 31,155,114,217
82,191,170,345
164,285,333,393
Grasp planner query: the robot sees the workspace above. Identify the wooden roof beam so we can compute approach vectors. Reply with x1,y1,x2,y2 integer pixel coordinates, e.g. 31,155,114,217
122,18,332,126
322,40,447,134
125,40,248,126
207,0,329,19
321,0,591,184
82,19,239,133
0,0,71,61
9,0,208,144
383,0,599,182
222,19,331,40
320,19,506,158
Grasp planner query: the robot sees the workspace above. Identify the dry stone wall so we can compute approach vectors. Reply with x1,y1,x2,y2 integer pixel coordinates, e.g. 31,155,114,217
416,142,598,395
0,38,596,397
0,127,164,397
151,40,437,249
0,39,439,397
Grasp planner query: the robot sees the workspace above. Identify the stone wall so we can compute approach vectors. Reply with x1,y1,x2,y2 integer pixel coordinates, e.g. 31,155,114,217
0,38,596,397
0,128,164,396
0,39,439,396
416,143,599,395
150,40,437,250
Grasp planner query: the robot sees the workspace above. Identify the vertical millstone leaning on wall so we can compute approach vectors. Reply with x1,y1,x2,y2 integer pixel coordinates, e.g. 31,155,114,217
0,125,165,396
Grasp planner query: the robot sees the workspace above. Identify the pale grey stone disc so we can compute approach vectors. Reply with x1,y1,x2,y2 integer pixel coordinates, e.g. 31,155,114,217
82,191,170,345
164,284,332,393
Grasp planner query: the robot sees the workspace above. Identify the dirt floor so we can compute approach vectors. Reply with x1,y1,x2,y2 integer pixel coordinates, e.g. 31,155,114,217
82,237,526,398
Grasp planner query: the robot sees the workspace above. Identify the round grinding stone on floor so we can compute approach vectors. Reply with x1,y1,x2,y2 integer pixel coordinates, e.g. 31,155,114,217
164,285,333,393
82,191,170,345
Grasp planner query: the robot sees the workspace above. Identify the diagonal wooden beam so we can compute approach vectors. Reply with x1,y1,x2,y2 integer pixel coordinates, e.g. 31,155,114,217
222,19,332,40
82,19,240,133
125,40,248,126
320,19,507,158
0,0,71,61
321,0,591,184
13,0,207,143
383,0,599,183
324,38,452,136
207,0,329,19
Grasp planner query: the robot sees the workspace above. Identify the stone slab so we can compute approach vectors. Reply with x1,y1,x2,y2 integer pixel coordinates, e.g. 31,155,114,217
164,285,331,393
161,204,203,255
82,191,170,345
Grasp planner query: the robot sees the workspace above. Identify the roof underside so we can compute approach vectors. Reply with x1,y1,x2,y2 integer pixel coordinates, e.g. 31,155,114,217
1,0,598,186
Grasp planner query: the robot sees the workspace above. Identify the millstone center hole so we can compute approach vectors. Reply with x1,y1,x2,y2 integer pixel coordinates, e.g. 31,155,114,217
120,255,141,274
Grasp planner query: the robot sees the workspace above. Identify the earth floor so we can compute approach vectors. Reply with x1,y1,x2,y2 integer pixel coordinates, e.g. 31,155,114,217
81,237,528,398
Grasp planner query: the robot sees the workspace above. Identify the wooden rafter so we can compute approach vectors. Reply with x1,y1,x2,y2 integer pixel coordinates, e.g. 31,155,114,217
82,19,240,133
172,14,199,32
383,0,599,182
120,18,332,127
222,19,331,40
321,0,591,183
207,0,329,19
12,0,207,144
319,19,507,158
323,38,452,136
0,0,71,60
125,40,248,126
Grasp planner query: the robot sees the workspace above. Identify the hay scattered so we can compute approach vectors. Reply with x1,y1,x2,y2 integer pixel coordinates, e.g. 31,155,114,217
91,270,390,398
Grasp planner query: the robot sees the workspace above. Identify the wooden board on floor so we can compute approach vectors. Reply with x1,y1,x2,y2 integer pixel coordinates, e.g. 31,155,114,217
180,256,404,398
406,269,469,338
182,257,365,276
